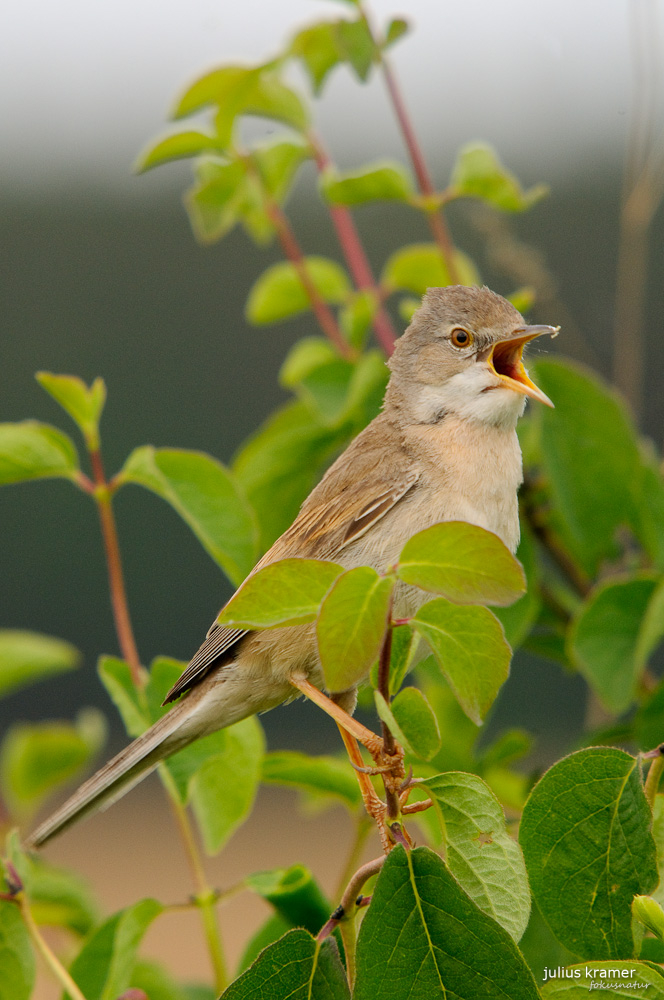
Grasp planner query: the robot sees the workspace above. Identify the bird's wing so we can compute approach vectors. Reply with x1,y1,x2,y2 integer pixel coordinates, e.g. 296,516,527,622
162,625,247,704
164,419,420,704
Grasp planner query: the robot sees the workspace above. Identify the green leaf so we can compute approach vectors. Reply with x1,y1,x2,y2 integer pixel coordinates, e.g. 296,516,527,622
383,18,409,48
398,521,526,605
280,338,338,389
0,710,106,821
293,349,388,428
135,130,219,173
381,243,480,295
320,162,413,205
252,138,309,203
508,286,536,314
120,446,257,586
651,794,664,909
68,898,163,1000
334,18,376,81
416,655,480,773
0,901,34,1000
450,143,548,212
238,914,291,975
187,716,264,854
494,521,540,648
570,576,658,714
479,728,533,771
245,865,330,935
0,421,79,484
36,372,106,448
246,257,351,325
411,598,511,725
290,23,342,94
533,359,645,574
316,567,393,691
23,857,98,936
97,657,148,738
185,158,248,244
261,751,361,809
635,577,664,671
221,929,349,1000
0,630,80,699
354,846,539,999
519,747,658,959
339,290,377,349
130,959,191,1000
423,771,530,941
173,65,309,145
388,686,441,760
232,399,350,550
540,963,664,997
218,558,344,629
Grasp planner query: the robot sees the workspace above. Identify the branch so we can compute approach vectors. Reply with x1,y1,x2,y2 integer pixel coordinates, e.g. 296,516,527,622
359,5,459,283
308,132,397,354
89,448,143,686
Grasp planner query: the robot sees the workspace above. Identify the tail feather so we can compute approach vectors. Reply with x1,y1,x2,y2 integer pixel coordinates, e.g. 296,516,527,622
26,703,189,849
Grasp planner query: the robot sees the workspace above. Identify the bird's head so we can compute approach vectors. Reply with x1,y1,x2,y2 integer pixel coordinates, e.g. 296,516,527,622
386,285,559,428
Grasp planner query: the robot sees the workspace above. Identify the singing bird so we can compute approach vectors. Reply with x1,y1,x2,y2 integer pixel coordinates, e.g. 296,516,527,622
28,285,557,848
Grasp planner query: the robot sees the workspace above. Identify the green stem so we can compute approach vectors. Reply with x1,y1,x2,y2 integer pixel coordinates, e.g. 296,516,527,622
158,766,228,993
334,815,373,902
645,752,664,809
18,894,88,1000
339,915,358,989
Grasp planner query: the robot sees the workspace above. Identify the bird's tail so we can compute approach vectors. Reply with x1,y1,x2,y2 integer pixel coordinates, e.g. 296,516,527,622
26,698,194,849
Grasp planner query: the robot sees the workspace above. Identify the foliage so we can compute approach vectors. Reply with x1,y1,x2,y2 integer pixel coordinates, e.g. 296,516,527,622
3,1,664,998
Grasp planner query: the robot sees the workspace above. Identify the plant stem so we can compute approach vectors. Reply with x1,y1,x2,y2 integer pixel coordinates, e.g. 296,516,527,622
339,916,358,988
89,445,227,991
308,132,397,354
89,448,143,687
359,4,459,282
334,815,373,902
613,0,664,422
18,894,88,1000
645,749,664,808
265,198,354,359
158,766,228,994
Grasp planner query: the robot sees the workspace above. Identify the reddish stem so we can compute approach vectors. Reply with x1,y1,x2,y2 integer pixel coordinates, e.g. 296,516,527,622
89,448,143,686
309,133,397,354
380,61,459,283
357,2,459,284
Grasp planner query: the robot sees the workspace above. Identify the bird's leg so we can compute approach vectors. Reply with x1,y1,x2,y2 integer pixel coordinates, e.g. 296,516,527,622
290,674,406,852
289,675,384,758
334,725,392,853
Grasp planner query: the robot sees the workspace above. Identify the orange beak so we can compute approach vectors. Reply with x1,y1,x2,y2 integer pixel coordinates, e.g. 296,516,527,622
487,325,559,407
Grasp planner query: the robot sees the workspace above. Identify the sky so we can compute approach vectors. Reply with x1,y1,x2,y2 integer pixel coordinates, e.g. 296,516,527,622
1,0,657,193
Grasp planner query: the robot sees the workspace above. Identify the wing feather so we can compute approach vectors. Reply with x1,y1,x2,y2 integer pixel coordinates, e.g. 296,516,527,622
164,416,420,704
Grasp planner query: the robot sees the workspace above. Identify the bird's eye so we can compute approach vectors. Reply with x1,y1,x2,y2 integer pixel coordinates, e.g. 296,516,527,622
450,328,473,348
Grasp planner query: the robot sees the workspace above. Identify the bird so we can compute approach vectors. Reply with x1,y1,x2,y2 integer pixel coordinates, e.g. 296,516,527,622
27,284,557,849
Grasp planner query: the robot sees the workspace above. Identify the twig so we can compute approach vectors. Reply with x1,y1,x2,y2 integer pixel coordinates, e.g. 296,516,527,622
89,448,144,687
644,744,664,808
308,132,397,354
613,0,664,421
17,892,88,1000
242,154,353,359
318,853,385,985
334,814,373,902
158,766,228,994
359,4,459,283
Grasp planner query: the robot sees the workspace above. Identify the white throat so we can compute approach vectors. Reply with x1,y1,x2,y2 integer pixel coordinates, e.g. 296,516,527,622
412,366,527,430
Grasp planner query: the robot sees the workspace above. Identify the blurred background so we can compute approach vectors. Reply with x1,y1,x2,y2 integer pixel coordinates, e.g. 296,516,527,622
2,0,664,988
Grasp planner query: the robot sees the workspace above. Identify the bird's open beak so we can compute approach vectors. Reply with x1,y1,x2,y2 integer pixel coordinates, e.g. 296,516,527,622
487,325,559,407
